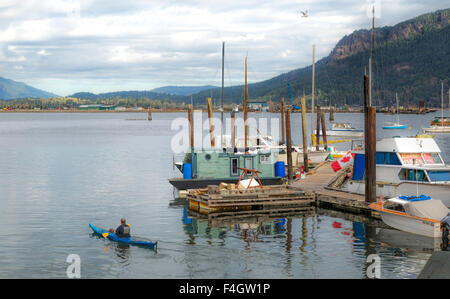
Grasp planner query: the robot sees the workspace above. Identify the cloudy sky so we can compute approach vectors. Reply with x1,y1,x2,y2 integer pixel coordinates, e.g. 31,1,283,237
0,0,447,96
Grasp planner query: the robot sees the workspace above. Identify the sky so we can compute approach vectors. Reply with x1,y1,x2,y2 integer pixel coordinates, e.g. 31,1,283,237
0,0,448,96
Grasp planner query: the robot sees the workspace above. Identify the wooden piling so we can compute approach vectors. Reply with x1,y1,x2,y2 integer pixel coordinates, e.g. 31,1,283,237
364,75,376,203
285,107,293,182
301,96,309,172
320,111,328,151
281,97,285,144
148,107,152,121
207,97,215,148
231,109,236,150
329,106,334,121
315,105,321,151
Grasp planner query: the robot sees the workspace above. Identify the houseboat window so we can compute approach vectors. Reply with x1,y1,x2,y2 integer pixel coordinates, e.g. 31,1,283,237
398,169,427,182
427,170,450,182
399,154,424,165
260,154,271,164
422,153,443,164
230,158,239,176
376,152,401,165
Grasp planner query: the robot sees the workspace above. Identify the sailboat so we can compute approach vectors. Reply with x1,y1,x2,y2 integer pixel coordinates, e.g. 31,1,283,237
382,93,407,129
422,81,450,133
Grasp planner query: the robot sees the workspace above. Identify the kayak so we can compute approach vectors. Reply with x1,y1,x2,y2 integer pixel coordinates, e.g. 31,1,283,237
89,224,157,250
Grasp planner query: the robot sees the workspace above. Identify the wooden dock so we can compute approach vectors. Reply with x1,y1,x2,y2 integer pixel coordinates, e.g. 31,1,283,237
187,184,315,215
291,162,379,217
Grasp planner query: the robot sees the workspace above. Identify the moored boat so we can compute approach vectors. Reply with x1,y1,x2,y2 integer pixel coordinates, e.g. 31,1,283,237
369,195,449,238
340,137,450,207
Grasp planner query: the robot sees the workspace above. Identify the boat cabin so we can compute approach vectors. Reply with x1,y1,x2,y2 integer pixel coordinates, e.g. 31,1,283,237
351,137,450,184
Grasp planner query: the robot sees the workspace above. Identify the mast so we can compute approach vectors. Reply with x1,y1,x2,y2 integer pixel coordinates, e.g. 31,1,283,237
369,6,374,106
220,41,225,147
396,92,399,124
244,55,248,149
441,81,444,125
311,44,315,136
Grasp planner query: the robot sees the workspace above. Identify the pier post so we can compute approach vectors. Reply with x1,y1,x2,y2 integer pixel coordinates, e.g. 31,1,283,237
207,97,215,148
316,105,321,151
301,96,309,172
285,107,293,182
148,107,152,121
281,97,285,144
231,109,236,151
329,106,334,121
364,75,376,203
320,111,328,151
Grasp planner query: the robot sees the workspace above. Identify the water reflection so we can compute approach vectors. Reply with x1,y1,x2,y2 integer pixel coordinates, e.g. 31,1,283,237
180,206,437,278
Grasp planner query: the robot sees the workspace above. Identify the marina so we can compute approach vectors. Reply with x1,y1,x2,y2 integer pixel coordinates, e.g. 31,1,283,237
0,2,449,283
2,111,448,279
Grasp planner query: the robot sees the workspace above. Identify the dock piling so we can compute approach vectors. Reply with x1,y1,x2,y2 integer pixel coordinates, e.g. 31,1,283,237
301,96,309,172
285,107,293,182
320,111,328,151
315,105,321,151
364,74,376,203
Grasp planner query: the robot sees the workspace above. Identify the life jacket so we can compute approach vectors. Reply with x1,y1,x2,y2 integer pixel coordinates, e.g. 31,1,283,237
118,224,131,238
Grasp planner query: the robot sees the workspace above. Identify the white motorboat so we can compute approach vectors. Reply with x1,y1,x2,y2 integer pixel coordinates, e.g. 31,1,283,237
323,123,364,137
340,137,450,207
369,195,449,238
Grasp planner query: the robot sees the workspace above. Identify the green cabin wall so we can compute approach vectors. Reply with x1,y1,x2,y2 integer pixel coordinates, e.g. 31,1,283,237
194,150,277,179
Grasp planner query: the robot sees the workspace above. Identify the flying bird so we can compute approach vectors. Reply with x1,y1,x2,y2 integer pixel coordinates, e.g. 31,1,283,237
300,10,308,17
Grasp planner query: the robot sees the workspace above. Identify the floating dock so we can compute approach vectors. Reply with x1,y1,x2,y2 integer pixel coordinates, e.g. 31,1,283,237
291,161,379,217
187,184,315,215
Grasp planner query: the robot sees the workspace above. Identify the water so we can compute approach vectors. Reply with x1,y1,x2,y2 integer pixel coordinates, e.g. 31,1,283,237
0,111,448,279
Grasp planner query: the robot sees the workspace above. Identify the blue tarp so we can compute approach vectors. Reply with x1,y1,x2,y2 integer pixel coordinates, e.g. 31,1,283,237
398,195,431,202
352,153,365,180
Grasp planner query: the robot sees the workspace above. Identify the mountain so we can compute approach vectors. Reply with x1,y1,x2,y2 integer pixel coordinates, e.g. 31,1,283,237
69,90,186,102
151,85,217,96
0,77,57,100
190,8,450,108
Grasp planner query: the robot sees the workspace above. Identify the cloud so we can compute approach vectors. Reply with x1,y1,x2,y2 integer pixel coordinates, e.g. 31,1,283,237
0,0,447,96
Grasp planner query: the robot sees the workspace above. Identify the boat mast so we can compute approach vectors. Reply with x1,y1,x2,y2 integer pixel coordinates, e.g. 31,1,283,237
244,55,248,149
220,41,225,147
396,92,399,124
369,6,374,106
311,44,315,137
441,80,444,126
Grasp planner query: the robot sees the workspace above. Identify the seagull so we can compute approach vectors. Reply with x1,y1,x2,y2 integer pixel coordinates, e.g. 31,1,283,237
300,10,308,17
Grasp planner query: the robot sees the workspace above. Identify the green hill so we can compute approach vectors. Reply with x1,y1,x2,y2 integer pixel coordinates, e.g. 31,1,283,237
191,8,450,108
0,77,57,100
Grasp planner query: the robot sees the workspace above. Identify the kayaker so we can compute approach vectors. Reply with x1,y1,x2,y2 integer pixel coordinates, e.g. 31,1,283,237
114,218,131,238
441,212,450,251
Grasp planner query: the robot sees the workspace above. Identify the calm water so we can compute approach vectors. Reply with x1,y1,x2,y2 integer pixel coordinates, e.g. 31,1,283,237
0,111,448,279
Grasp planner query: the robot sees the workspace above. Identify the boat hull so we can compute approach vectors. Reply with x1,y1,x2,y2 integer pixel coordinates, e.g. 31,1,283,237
168,177,283,190
382,125,407,129
369,204,441,238
342,181,450,207
422,126,450,133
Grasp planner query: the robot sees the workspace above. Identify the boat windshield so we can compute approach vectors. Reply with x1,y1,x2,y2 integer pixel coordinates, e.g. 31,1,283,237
399,153,443,165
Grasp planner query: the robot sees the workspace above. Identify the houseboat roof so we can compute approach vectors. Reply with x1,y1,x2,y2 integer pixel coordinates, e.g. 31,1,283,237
377,137,441,153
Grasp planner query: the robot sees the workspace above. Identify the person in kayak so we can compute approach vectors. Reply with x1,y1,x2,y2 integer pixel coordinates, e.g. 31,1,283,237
441,212,450,251
114,218,131,238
